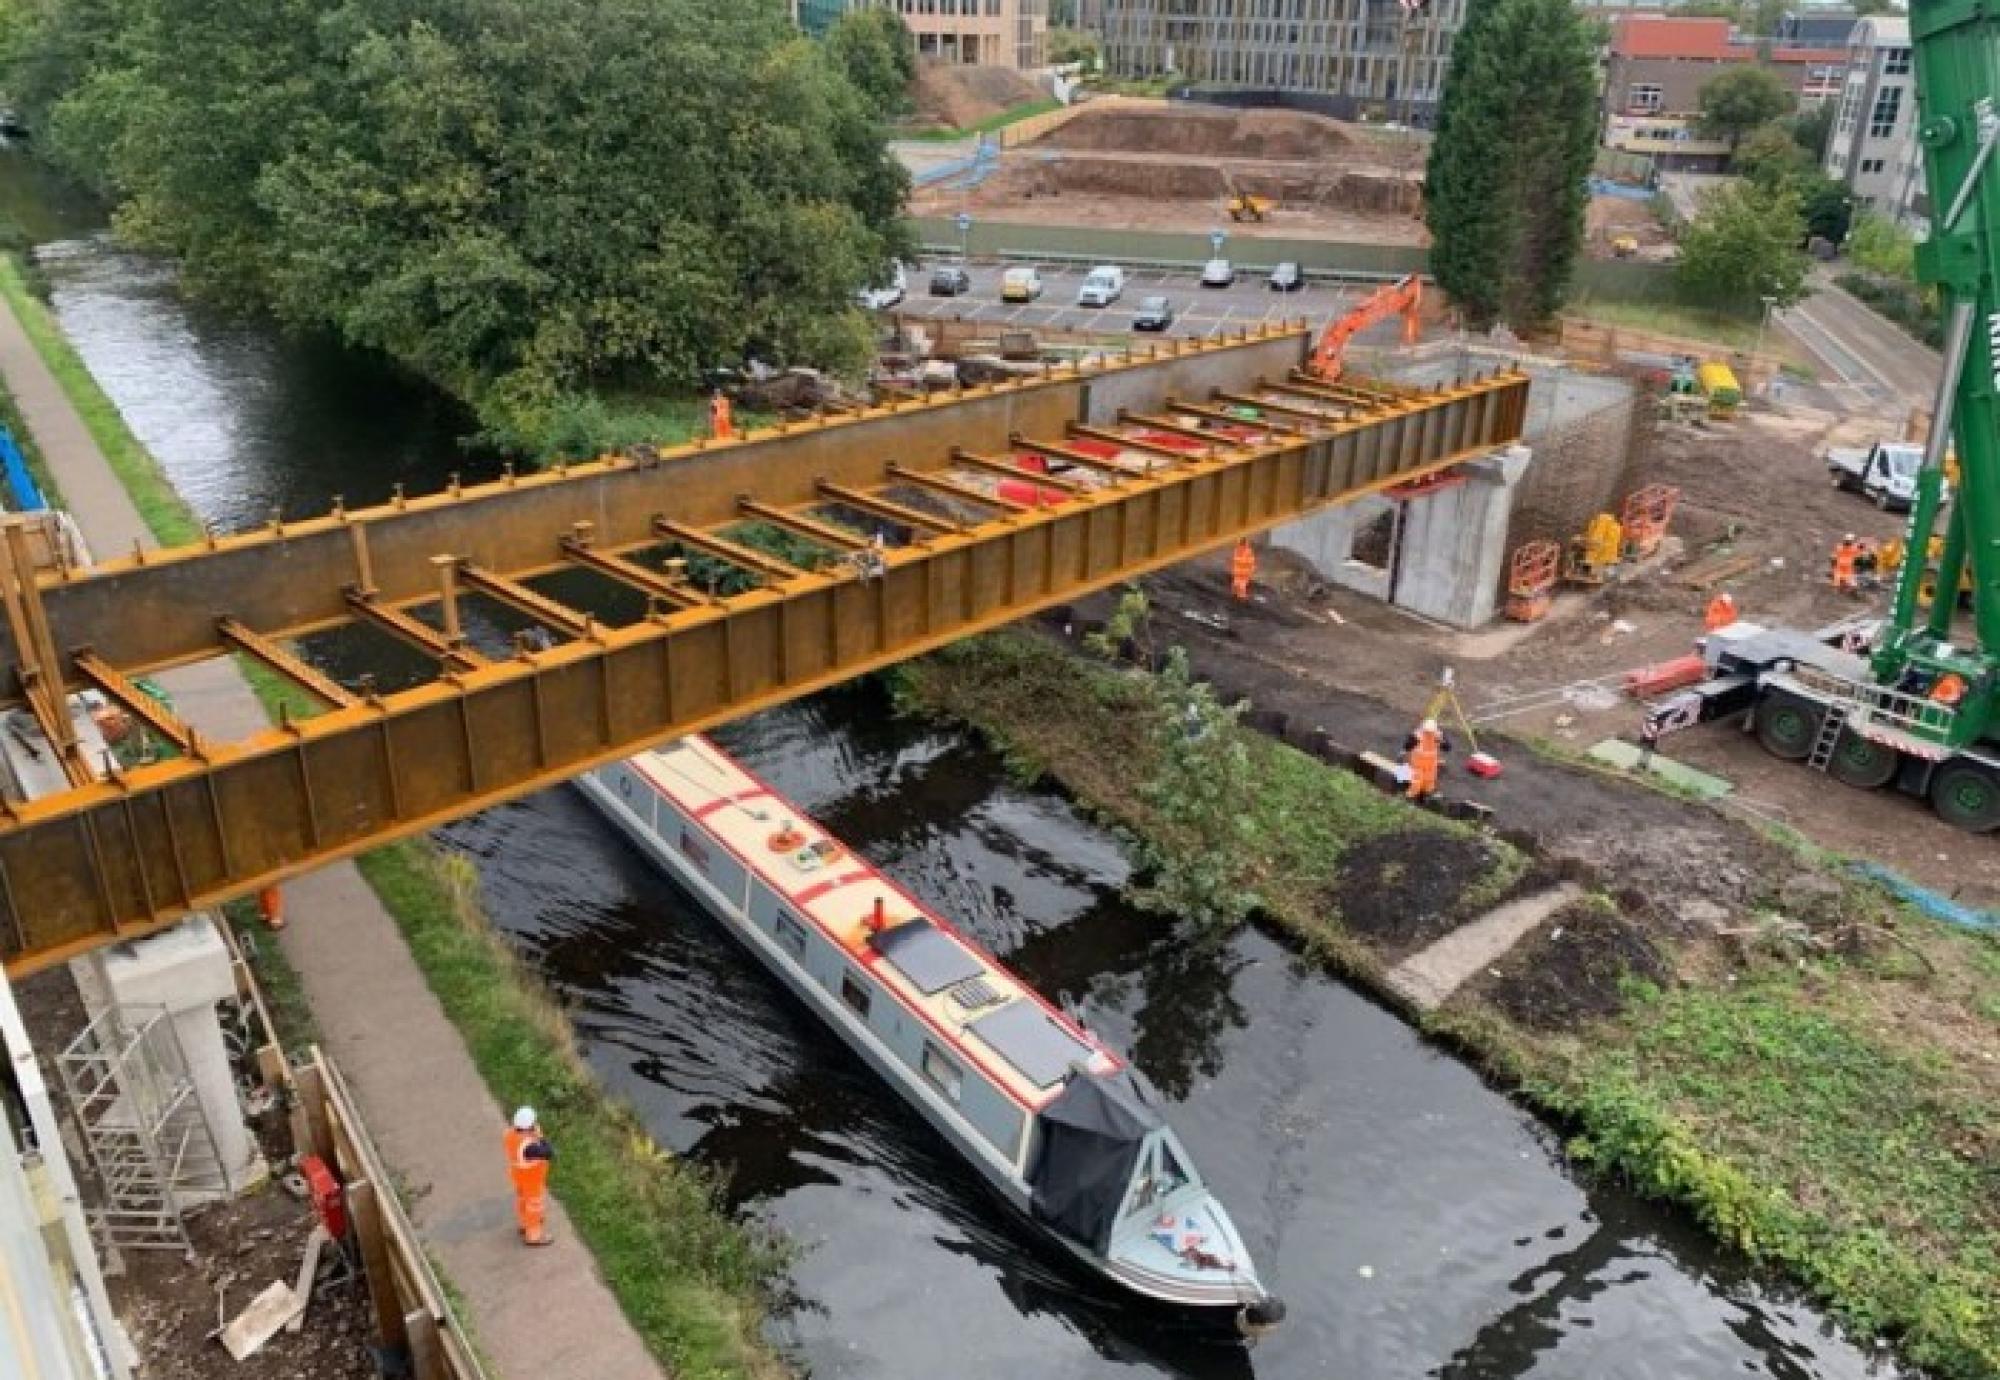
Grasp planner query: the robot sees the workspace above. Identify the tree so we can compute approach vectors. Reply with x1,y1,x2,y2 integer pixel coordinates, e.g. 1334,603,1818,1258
1697,65,1797,149
1048,27,1101,67
1734,120,1812,187
1425,0,1599,331
12,0,910,451
1798,174,1854,245
825,7,914,117
1677,181,1809,307
1790,101,1836,162
1847,211,1917,280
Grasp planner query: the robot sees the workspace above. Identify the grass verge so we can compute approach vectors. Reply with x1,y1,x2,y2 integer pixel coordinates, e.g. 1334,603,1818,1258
898,628,2000,1380
358,843,786,1379
900,97,1063,142
1564,297,1768,353
1,249,789,1378
0,253,200,545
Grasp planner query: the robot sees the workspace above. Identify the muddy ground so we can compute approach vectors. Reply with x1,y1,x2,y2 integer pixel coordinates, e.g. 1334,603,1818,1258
1059,397,2000,914
907,64,1046,130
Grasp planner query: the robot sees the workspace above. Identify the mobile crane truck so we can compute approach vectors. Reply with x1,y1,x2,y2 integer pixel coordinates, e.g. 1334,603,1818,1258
1646,0,2000,831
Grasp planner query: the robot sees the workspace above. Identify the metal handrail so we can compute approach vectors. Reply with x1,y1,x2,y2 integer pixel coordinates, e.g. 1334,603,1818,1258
1788,663,1958,737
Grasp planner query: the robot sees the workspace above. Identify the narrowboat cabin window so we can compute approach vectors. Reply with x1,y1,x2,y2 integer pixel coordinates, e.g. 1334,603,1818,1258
921,1042,963,1101
840,970,871,1018
776,912,808,958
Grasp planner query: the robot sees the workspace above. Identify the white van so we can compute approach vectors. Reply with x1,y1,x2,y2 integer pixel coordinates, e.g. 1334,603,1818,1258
1076,265,1126,307
1001,267,1044,302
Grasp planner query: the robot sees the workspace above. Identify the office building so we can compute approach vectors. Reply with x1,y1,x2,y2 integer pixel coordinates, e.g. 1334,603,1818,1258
1824,16,1928,230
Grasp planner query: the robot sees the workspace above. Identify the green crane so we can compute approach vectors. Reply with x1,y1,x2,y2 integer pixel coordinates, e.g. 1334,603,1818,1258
1659,0,2000,830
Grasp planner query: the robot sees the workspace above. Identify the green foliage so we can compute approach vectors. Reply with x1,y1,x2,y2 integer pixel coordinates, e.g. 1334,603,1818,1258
1676,180,1808,307
1734,120,1812,187
1791,102,1837,162
1048,26,1101,67
1798,175,1854,244
1426,0,1599,331
10,0,908,445
826,7,916,117
1847,210,1917,280
1838,271,1944,348
1697,65,1797,148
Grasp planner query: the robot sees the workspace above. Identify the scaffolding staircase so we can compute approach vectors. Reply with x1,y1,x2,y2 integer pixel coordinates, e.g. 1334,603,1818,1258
56,1005,226,1254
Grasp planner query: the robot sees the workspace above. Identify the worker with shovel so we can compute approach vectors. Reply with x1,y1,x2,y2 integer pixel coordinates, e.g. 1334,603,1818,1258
505,1106,556,1247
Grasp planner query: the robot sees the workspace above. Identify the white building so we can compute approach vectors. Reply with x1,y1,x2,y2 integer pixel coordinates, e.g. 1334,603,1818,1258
1824,16,1929,232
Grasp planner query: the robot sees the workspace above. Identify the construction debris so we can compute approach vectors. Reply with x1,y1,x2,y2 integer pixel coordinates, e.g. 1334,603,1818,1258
219,1281,303,1361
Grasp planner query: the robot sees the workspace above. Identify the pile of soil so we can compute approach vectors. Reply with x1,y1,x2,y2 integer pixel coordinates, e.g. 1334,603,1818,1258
1473,899,1670,1030
912,66,1046,129
1008,157,1419,215
1333,829,1511,954
1042,105,1352,160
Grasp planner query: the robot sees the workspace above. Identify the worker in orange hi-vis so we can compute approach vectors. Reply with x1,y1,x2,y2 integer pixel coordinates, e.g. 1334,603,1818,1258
504,1106,556,1247
1703,589,1738,632
1403,717,1450,801
256,885,286,932
1930,672,1968,707
708,389,734,441
1831,534,1860,594
1230,538,1257,601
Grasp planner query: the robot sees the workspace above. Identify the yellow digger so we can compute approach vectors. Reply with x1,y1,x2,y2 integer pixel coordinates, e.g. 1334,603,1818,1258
1873,533,1974,608
1227,193,1276,222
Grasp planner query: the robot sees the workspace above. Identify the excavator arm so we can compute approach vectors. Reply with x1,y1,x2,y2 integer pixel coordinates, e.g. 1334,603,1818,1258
1308,274,1422,382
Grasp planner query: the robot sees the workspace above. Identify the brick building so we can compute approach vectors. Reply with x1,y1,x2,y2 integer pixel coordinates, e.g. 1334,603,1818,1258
1603,16,1845,120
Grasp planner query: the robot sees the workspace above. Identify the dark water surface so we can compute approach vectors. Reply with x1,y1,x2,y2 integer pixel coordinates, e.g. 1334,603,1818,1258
1,158,1898,1378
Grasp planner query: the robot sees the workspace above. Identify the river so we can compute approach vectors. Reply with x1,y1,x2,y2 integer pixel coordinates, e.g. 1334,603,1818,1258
1,151,1899,1378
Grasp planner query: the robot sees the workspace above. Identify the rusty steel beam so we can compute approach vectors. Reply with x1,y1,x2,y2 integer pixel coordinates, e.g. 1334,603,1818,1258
1160,400,1301,435
653,519,807,583
736,500,874,553
951,452,1089,495
0,369,1527,971
1068,423,1206,461
73,653,196,755
1009,437,1149,479
346,591,488,673
457,564,594,641
815,482,962,537
1120,412,1247,445
219,619,360,711
558,536,711,610
1212,390,1339,422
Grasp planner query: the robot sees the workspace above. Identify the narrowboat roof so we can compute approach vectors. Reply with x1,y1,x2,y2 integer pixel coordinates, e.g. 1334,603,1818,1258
630,736,1121,1111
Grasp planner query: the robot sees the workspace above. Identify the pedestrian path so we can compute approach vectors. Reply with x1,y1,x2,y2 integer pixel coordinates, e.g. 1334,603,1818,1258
1384,884,1582,1012
0,288,665,1380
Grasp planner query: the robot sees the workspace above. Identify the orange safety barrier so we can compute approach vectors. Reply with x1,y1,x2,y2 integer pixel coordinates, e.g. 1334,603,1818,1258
1504,540,1561,623
1620,484,1679,559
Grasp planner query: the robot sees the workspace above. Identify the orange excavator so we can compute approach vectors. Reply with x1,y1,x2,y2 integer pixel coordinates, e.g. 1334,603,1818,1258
1308,273,1422,383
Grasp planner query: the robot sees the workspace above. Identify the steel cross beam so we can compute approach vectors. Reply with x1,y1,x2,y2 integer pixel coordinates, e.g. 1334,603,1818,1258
0,332,1528,971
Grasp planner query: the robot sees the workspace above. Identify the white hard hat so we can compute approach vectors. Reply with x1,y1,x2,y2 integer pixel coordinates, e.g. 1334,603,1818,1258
1421,718,1438,733
512,1106,537,1131
1845,533,1856,542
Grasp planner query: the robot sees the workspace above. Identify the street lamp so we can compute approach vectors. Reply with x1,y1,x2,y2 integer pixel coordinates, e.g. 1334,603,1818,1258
1754,293,1777,395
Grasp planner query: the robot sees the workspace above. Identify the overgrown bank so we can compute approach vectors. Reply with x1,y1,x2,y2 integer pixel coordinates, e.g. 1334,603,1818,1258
0,257,788,1379
896,627,2000,1380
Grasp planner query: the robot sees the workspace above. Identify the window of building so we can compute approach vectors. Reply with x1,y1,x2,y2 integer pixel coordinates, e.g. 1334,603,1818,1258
1884,46,1911,75
1861,158,1884,174
840,970,871,1019
1628,83,1662,114
776,912,808,958
921,1043,964,1101
1869,85,1903,138
1834,81,1862,134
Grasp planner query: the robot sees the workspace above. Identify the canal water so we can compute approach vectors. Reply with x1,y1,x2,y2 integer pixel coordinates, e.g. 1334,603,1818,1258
2,154,1899,1378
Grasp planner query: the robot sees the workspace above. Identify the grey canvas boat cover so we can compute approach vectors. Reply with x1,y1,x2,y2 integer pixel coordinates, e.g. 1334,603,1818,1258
1028,1071,1162,1253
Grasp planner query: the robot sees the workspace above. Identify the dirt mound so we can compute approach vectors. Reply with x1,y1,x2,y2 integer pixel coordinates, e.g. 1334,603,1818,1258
1475,899,1669,1031
912,65,1046,129
1333,829,1514,955
993,157,1420,216
1042,104,1352,160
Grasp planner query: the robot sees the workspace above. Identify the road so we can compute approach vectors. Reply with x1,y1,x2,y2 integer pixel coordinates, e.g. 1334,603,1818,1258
1777,277,1942,417
885,256,1359,339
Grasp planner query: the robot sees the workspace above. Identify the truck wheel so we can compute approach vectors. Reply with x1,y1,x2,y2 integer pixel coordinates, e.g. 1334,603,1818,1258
1874,489,1893,510
1929,761,2000,833
1755,691,1822,761
1828,728,1897,789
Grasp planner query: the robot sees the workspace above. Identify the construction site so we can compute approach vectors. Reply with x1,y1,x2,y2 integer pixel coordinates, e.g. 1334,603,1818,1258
2,24,1998,1380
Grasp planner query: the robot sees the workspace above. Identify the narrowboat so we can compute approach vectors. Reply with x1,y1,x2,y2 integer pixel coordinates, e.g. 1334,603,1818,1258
576,736,1284,1332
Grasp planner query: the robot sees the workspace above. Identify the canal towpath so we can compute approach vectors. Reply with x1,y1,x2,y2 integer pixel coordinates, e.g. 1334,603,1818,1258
0,287,666,1380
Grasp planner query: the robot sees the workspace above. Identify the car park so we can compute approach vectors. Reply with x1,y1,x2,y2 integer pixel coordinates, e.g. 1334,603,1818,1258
1132,296,1175,331
1001,267,1044,302
928,264,972,297
1268,261,1303,292
1200,258,1235,287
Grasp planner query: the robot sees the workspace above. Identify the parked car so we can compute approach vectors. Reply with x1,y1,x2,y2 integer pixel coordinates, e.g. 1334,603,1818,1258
855,261,906,311
928,264,972,297
1133,296,1175,331
1268,261,1303,292
1076,264,1127,307
1200,257,1235,287
1000,267,1043,302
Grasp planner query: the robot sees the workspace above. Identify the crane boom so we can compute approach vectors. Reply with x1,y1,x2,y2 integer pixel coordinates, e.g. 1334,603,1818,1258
1308,274,1422,381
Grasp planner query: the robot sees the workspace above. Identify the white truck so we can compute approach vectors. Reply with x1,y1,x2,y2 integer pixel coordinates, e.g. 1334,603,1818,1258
1825,439,1926,510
